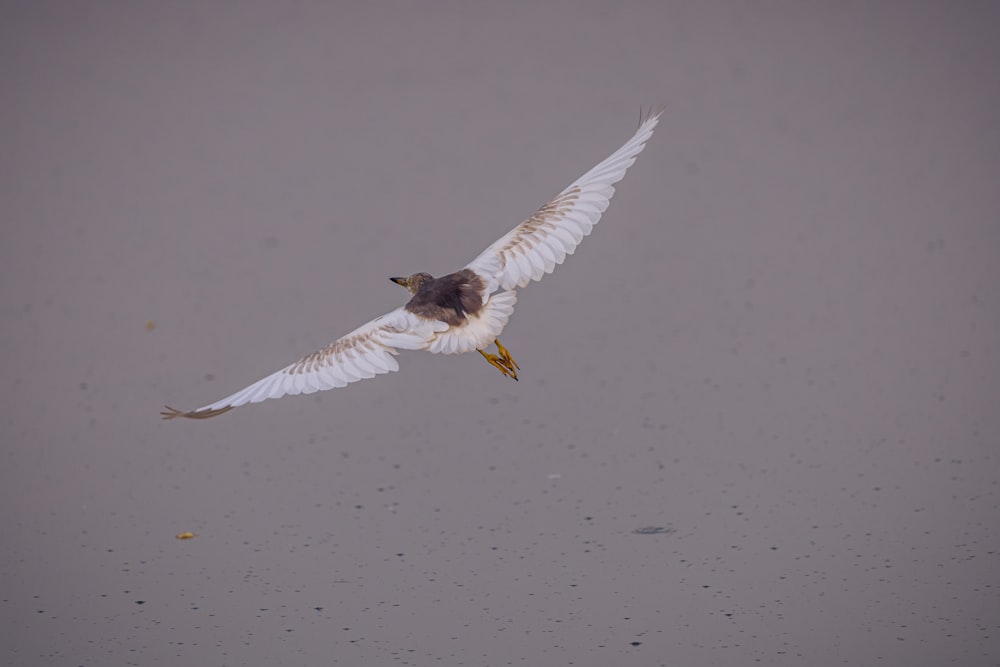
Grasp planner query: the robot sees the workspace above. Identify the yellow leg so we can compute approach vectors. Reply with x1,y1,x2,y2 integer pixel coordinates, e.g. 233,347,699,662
495,338,519,373
478,339,519,381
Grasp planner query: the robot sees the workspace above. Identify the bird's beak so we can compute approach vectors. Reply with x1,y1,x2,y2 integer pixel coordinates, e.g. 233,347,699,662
390,276,407,288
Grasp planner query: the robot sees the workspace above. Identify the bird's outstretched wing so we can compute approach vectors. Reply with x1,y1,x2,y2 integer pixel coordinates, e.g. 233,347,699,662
464,110,661,293
161,307,444,419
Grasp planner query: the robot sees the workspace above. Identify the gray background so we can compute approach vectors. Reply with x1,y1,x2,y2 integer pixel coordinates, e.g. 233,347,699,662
2,2,998,665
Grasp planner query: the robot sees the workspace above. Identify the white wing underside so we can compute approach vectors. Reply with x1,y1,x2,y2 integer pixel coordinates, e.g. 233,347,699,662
188,307,440,413
464,110,661,293
186,291,518,414
170,111,660,417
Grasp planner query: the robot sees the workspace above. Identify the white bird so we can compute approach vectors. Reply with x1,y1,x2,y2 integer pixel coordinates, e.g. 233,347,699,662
162,111,661,419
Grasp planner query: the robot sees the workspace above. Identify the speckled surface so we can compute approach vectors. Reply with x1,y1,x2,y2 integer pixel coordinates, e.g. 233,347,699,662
2,2,998,665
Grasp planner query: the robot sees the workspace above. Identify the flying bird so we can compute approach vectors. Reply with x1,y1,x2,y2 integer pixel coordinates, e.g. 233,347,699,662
162,111,661,419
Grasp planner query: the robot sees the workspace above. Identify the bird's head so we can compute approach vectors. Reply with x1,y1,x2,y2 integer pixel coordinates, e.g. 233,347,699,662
390,272,433,295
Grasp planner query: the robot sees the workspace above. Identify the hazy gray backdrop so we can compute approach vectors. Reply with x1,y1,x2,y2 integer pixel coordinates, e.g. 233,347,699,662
3,2,998,665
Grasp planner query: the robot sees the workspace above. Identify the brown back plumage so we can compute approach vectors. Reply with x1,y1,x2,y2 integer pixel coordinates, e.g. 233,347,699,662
403,269,487,326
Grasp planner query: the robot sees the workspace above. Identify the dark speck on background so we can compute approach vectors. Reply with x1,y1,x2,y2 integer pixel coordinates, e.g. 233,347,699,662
632,526,676,535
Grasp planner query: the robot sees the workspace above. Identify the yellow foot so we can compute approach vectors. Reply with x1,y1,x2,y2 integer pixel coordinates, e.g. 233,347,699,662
478,341,519,381
495,339,520,374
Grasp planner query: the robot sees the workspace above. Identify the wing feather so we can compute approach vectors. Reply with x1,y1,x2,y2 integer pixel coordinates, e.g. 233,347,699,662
465,111,661,291
161,307,437,419
533,238,558,268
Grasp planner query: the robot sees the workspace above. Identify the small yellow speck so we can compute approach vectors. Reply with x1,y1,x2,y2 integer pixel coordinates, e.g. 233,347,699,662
145,320,156,332
175,531,196,540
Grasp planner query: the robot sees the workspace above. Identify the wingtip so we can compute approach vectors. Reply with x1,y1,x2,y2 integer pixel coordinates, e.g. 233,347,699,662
638,105,665,129
160,405,184,420
160,404,235,420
